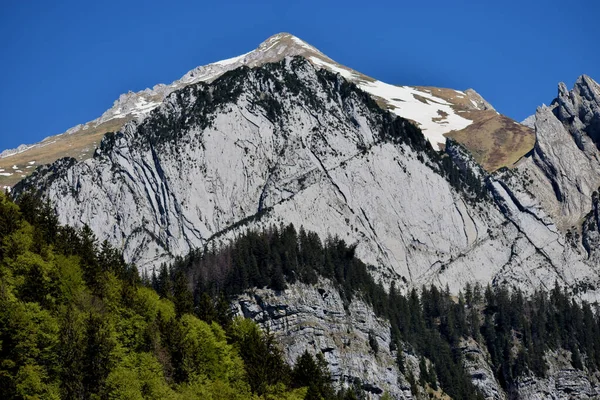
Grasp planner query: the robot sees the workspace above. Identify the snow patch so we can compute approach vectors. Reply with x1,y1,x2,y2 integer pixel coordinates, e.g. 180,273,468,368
214,52,250,67
355,80,472,148
291,36,321,53
308,57,472,149
0,172,13,176
309,56,357,80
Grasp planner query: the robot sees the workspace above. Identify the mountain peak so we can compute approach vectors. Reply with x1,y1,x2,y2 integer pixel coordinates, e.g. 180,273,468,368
178,32,331,86
258,32,319,54
576,74,597,87
0,32,514,188
558,74,599,97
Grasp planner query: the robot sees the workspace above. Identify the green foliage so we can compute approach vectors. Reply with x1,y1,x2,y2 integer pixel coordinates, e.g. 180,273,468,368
170,225,388,316
168,223,600,398
167,224,483,399
228,318,291,396
395,344,406,374
291,351,335,399
0,192,308,399
5,189,597,399
476,283,600,389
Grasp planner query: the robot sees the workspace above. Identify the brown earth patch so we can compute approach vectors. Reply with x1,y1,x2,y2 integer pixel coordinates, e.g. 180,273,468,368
445,110,535,171
0,117,129,187
432,110,449,123
412,86,535,171
413,86,477,110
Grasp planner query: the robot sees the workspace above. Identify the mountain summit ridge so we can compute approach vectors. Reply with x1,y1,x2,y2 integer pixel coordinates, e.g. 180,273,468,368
0,33,515,189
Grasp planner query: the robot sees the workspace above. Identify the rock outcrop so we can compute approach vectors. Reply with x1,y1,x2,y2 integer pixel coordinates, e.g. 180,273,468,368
461,339,506,400
553,75,600,151
510,76,600,231
511,350,600,399
526,105,600,229
233,280,414,399
234,279,600,399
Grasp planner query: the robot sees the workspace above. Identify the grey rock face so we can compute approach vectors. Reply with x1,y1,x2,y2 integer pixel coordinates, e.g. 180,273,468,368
16,58,500,288
233,280,414,399
234,280,600,400
512,76,600,231
461,339,506,400
521,114,536,129
511,350,600,400
581,191,600,264
529,105,600,228
553,75,600,151
16,63,600,303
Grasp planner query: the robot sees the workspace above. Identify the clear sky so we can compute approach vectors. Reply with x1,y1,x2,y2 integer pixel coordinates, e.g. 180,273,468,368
1,0,598,152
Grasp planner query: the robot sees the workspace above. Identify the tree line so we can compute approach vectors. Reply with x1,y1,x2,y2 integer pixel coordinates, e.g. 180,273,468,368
162,223,600,398
6,190,600,399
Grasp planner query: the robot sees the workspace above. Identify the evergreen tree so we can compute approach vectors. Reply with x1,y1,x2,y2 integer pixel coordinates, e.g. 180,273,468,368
173,271,194,316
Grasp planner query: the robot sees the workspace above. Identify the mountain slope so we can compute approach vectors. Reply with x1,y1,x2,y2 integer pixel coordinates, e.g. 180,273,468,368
0,33,531,189
18,58,486,277
14,57,600,305
8,33,600,400
513,75,600,231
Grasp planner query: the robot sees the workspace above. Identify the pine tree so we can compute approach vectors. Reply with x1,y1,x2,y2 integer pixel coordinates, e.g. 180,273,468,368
270,263,286,291
571,345,584,370
196,292,217,323
83,312,115,396
396,344,406,374
173,271,194,316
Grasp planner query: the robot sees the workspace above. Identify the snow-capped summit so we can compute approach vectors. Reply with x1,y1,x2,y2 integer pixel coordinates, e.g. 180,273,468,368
173,32,483,149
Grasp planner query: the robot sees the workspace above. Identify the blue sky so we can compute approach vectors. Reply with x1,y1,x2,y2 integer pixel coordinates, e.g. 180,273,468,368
1,0,598,151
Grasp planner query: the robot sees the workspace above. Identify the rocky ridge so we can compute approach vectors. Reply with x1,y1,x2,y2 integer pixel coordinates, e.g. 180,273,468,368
512,75,600,231
13,55,600,304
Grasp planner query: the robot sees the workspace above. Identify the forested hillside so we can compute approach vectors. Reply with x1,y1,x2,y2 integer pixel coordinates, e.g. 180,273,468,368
4,190,600,399
0,192,338,400
166,225,600,399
